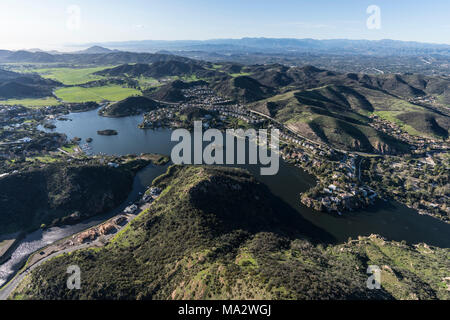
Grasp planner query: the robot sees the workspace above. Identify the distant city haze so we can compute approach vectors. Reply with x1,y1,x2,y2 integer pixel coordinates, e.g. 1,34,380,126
0,0,449,50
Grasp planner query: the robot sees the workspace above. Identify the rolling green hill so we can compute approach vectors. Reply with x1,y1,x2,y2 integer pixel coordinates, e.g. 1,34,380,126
0,68,59,99
98,96,160,117
248,64,450,102
210,64,449,145
96,61,220,79
212,75,275,103
397,112,449,139
12,166,450,300
251,85,411,153
145,79,208,103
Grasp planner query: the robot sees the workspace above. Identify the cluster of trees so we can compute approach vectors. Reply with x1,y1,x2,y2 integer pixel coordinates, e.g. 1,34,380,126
362,157,449,221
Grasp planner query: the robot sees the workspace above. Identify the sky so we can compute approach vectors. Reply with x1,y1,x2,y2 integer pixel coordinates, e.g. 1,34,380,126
0,0,449,50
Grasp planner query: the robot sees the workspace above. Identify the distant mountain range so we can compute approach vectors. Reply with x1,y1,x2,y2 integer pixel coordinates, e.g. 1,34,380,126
83,38,450,56
0,48,192,64
1,37,448,65
1,39,448,75
73,45,117,54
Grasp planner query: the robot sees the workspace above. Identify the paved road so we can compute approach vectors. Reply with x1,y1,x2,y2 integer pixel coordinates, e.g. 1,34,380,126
0,242,91,300
0,212,141,300
248,109,325,147
358,157,362,181
248,109,388,158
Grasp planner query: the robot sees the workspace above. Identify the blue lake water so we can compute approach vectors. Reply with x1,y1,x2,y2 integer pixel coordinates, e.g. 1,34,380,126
42,108,450,248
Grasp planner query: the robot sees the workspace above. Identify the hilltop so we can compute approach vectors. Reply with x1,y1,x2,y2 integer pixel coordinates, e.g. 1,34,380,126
85,38,450,56
211,75,275,103
11,166,450,300
98,96,160,117
96,60,219,79
74,46,114,54
145,79,208,102
0,50,193,65
0,68,60,99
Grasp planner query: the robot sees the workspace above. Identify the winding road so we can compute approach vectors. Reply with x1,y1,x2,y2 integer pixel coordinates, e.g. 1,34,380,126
0,242,91,300
0,207,144,300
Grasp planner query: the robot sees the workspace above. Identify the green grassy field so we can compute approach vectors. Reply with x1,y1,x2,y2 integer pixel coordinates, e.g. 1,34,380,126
26,156,59,164
54,85,142,103
230,72,252,77
160,75,205,82
30,66,115,85
0,97,60,107
373,111,425,137
181,74,204,82
136,76,160,89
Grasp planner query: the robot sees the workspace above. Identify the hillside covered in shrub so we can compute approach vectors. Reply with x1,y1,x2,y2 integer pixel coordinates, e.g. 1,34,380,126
0,157,158,235
13,166,450,300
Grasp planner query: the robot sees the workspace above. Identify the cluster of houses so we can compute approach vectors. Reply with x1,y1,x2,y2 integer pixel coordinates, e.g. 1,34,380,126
369,114,448,154
0,104,76,128
178,87,266,126
181,86,232,105
140,85,267,129
0,105,37,125
278,129,381,214
0,102,103,161
73,221,117,244
408,95,437,105
376,154,449,220
72,186,163,245
279,131,331,157
214,105,265,125
301,181,378,214
288,148,377,213
319,183,377,213
124,186,162,215
139,107,176,128
408,95,450,118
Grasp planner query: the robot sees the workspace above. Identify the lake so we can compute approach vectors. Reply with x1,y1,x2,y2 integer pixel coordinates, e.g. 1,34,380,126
41,108,450,247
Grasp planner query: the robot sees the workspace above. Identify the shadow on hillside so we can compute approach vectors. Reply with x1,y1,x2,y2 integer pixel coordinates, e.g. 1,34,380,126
188,168,336,245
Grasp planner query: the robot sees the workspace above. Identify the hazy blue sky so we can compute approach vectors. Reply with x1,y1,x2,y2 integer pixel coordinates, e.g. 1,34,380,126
0,0,449,50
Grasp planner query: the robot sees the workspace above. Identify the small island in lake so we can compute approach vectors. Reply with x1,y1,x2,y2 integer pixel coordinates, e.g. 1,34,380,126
43,123,56,130
86,138,93,143
97,129,118,136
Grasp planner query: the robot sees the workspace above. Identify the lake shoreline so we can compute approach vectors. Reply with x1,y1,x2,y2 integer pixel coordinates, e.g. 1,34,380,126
35,108,450,248
0,162,170,289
